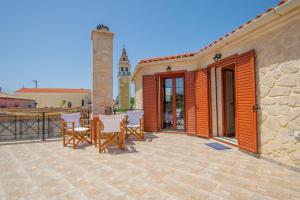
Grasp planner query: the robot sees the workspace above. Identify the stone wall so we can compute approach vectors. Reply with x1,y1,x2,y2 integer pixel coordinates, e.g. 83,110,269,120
259,59,300,167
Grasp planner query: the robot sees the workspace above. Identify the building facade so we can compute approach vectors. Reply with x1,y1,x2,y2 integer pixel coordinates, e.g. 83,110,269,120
118,47,131,109
15,88,91,108
0,92,36,109
132,0,300,169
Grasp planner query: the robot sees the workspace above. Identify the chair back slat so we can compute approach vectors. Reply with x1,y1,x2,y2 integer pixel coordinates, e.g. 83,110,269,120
61,112,81,128
127,111,144,126
99,114,125,133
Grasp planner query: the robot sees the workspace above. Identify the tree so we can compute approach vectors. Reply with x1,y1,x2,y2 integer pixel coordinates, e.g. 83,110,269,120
130,97,135,109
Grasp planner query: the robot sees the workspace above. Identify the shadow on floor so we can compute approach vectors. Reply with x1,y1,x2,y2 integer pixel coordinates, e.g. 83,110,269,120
64,133,159,154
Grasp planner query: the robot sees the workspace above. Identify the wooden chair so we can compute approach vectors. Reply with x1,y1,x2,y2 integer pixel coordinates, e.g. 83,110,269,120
97,114,126,153
125,110,144,140
61,112,92,149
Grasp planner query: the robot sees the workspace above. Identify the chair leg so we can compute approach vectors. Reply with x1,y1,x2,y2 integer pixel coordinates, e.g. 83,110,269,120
141,129,144,140
62,132,66,147
72,134,76,149
98,132,102,153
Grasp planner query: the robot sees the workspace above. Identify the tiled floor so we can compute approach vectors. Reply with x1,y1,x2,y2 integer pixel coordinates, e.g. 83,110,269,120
0,133,299,200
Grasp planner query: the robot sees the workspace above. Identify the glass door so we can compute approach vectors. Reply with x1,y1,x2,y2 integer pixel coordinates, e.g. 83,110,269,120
175,77,184,130
162,77,184,130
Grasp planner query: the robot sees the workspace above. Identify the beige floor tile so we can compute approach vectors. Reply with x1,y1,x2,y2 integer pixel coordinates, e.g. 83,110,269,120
0,133,299,200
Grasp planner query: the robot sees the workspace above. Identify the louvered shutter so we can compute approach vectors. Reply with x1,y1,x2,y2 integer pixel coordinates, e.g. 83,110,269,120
195,69,210,138
185,71,196,135
236,50,258,153
143,75,158,132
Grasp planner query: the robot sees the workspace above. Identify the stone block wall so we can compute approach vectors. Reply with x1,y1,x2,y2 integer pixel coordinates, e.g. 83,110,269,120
259,59,300,167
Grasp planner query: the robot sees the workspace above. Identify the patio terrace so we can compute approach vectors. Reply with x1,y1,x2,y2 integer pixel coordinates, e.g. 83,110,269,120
0,133,299,200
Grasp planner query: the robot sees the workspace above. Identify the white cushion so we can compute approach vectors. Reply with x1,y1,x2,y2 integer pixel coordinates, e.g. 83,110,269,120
67,127,89,132
126,124,140,128
126,111,144,126
99,114,126,133
61,112,81,128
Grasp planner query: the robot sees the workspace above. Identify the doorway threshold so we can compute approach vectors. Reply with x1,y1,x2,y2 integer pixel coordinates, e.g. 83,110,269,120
159,129,185,134
212,137,238,147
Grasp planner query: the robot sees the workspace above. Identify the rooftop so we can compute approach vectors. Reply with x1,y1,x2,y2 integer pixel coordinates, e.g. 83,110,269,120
15,88,91,94
0,92,35,101
137,0,288,65
0,133,299,199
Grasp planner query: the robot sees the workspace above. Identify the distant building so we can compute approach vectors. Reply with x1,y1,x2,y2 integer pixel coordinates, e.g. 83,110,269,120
118,47,131,109
0,92,36,109
15,88,91,108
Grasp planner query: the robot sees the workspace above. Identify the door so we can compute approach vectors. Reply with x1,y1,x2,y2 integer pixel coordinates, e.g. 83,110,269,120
235,50,257,153
162,77,185,130
195,69,210,138
223,69,235,137
143,75,158,132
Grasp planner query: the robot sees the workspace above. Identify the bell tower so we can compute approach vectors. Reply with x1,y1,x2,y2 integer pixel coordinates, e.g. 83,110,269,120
118,47,131,109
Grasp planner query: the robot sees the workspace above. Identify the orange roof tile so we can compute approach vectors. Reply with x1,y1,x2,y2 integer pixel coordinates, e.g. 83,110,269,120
16,88,91,94
139,52,196,64
138,0,289,64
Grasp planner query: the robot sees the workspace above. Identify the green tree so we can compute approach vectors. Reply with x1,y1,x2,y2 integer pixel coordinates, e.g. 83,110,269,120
130,97,135,109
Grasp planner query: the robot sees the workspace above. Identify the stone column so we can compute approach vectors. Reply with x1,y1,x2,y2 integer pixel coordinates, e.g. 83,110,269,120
91,25,114,115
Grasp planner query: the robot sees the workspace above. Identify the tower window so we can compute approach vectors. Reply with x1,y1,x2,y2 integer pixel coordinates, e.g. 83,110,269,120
121,67,124,71
123,57,126,61
125,67,128,72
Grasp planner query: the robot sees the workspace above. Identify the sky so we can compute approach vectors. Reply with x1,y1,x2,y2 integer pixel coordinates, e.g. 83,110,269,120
0,0,279,98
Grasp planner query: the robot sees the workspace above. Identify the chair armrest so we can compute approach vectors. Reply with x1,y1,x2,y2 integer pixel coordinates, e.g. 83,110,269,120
61,121,75,131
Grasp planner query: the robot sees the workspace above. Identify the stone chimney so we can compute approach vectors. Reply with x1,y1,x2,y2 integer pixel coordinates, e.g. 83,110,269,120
91,24,114,115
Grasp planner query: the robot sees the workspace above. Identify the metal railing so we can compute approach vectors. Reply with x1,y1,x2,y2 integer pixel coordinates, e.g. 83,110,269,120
0,108,90,142
113,108,143,114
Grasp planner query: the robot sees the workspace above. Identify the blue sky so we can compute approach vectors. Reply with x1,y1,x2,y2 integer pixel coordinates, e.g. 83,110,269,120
0,0,278,98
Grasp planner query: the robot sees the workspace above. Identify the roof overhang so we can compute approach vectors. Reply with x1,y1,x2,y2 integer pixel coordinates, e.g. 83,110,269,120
132,0,299,81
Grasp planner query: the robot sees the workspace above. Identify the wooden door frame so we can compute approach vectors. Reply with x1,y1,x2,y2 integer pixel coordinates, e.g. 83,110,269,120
207,54,237,139
156,70,186,131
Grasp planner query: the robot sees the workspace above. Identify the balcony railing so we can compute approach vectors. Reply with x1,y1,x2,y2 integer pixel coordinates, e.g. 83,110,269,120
0,108,90,142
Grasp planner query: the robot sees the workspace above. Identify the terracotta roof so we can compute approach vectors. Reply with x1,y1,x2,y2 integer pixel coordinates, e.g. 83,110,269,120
139,52,196,64
15,88,91,94
0,96,36,101
138,0,289,64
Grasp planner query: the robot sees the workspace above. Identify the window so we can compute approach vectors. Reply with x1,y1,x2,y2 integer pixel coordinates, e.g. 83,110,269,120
121,67,124,71
123,57,126,61
125,67,128,72
81,99,85,107
28,105,32,108
68,102,72,108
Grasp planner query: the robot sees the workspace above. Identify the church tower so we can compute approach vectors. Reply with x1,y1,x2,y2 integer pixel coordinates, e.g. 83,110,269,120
118,47,131,109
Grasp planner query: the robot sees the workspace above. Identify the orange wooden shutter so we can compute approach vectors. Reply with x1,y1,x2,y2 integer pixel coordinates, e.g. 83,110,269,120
185,71,196,135
195,69,210,138
235,50,257,153
143,75,158,132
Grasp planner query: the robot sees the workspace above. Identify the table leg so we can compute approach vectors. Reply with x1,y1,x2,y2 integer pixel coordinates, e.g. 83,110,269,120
92,116,99,147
